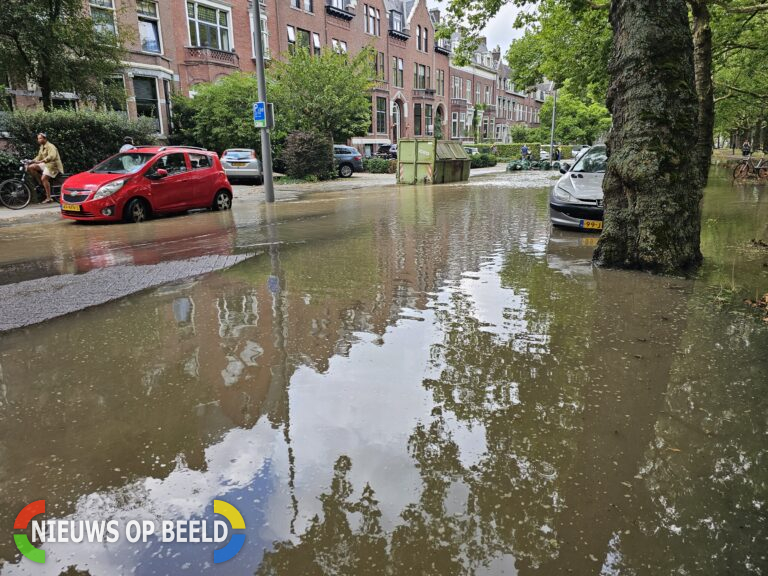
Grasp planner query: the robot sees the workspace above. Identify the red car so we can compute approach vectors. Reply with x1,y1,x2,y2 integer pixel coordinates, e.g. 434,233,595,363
60,146,233,223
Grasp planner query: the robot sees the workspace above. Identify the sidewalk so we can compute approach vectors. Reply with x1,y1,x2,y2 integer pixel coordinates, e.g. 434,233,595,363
0,165,509,226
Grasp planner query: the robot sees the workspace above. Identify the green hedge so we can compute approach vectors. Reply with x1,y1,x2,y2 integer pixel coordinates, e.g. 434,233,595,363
283,131,335,180
0,151,18,182
3,110,158,174
363,158,397,173
470,153,499,168
472,143,581,161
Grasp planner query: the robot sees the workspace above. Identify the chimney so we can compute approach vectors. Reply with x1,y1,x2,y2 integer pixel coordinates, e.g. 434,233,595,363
477,36,487,49
429,8,440,22
492,46,501,65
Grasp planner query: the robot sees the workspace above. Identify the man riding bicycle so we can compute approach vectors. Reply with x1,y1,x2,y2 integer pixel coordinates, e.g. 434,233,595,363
27,132,64,204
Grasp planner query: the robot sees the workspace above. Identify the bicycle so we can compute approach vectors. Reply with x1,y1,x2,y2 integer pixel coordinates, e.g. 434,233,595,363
0,160,33,210
733,155,768,181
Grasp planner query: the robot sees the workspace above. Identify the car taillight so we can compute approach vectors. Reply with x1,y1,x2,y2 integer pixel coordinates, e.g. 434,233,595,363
354,155,362,161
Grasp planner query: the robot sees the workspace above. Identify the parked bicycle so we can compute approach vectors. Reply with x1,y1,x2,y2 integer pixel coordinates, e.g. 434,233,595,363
733,155,768,181
0,160,34,210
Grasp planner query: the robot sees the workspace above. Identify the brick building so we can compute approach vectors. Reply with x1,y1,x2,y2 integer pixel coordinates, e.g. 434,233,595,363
3,0,548,151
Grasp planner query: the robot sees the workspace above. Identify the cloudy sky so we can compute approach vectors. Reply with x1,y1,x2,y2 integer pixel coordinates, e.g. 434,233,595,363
426,1,529,53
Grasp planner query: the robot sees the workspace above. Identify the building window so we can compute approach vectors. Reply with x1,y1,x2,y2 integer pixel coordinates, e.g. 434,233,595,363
313,32,321,56
451,112,458,138
437,70,444,96
452,76,461,99
425,104,433,134
376,97,387,134
103,76,126,112
137,1,161,53
287,26,296,52
465,79,471,101
424,29,428,52
392,57,403,88
485,86,491,105
475,84,480,104
391,11,403,32
290,0,299,7
416,26,422,50
414,103,422,136
134,76,160,131
90,0,116,35
304,0,313,12
187,1,231,51
414,64,428,89
365,5,381,35
297,28,311,50
332,39,347,53
374,51,385,81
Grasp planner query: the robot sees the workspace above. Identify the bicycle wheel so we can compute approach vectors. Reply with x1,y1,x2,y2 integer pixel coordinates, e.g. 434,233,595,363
733,162,750,179
759,166,768,181
0,179,32,210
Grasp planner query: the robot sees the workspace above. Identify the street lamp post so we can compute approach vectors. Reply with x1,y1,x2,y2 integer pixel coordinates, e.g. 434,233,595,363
549,84,558,163
251,0,275,203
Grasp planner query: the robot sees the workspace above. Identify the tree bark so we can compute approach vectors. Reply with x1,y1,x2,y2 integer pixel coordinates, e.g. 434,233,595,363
40,73,53,112
690,0,714,186
594,0,703,274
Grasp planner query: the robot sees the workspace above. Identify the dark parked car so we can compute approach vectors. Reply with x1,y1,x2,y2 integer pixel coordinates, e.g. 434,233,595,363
333,145,364,178
375,144,398,159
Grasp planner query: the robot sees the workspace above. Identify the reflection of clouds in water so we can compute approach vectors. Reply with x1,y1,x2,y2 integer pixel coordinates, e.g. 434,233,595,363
3,421,280,576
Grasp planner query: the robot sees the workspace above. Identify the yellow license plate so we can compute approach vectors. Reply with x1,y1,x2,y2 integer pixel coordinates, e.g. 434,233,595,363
231,162,247,167
581,236,599,246
61,203,81,212
580,219,602,230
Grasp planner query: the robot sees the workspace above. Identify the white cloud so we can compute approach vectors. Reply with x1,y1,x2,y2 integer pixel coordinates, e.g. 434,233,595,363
427,0,526,54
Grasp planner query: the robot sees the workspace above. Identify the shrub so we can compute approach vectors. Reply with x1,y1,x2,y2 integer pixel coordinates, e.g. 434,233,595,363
363,157,396,173
0,150,19,182
4,110,157,174
470,153,499,168
282,131,335,180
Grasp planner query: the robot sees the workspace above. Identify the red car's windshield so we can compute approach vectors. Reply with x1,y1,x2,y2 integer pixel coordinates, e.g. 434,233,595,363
91,153,156,174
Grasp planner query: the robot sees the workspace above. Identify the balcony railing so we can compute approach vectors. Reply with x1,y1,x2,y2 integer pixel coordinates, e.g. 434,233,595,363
184,46,239,67
412,88,436,100
435,40,450,55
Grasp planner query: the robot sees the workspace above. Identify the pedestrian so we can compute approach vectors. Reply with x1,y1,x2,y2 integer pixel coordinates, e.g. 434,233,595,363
555,146,561,161
521,144,530,161
27,132,64,204
120,137,135,153
742,140,751,156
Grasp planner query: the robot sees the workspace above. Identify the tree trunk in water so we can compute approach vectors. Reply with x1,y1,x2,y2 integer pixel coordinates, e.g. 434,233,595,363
690,0,714,186
594,0,703,274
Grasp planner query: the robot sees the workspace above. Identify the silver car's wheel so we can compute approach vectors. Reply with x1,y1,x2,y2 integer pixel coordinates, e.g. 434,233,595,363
339,164,353,178
212,190,231,211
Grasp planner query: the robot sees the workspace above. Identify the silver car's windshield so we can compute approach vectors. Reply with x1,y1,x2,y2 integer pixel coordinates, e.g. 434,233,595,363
571,146,607,173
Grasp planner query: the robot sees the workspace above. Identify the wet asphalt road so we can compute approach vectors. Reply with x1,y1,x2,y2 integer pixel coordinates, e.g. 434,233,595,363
0,170,766,575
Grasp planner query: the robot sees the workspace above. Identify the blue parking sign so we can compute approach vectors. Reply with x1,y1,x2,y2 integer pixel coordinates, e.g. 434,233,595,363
253,102,266,128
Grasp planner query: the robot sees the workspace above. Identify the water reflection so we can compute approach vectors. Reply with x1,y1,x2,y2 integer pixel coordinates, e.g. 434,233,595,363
0,172,766,574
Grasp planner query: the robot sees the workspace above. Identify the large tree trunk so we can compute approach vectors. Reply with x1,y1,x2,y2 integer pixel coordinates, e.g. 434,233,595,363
39,73,53,112
594,0,703,274
690,0,714,186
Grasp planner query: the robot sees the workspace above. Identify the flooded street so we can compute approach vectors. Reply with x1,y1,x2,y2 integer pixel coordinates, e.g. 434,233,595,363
0,170,766,575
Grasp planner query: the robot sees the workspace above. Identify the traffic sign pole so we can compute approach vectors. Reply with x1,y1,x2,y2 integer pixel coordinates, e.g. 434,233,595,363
251,1,274,203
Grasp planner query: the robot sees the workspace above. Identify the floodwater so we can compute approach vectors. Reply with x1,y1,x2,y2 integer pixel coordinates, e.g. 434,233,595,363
0,170,766,575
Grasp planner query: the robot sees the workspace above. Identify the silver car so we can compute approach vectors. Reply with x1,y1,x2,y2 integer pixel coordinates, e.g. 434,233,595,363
221,149,263,184
549,145,607,231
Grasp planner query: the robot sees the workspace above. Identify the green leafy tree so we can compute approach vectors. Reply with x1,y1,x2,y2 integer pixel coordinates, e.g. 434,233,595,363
539,83,612,145
268,47,376,143
0,0,126,111
175,73,265,153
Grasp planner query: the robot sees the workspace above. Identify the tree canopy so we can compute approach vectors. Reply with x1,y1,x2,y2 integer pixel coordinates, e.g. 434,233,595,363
0,0,126,110
268,47,376,143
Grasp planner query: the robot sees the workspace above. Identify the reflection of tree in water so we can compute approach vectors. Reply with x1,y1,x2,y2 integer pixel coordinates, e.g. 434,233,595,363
254,247,768,575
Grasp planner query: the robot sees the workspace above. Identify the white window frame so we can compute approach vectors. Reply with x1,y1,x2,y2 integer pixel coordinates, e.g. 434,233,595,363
90,0,117,35
186,0,234,52
137,0,163,54
249,11,270,59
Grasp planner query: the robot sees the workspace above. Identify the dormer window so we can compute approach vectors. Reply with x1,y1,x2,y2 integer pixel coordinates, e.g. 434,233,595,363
391,11,403,32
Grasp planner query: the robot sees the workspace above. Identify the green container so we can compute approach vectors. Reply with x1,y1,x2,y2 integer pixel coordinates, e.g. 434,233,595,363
397,139,470,184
